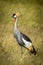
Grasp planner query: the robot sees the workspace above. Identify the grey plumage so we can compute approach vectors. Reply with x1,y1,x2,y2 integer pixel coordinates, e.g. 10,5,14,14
12,14,36,55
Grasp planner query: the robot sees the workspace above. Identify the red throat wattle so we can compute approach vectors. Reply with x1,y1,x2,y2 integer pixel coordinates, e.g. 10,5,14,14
14,18,16,22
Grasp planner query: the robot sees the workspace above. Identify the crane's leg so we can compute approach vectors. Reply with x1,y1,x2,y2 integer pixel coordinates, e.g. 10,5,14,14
21,46,23,54
29,51,31,55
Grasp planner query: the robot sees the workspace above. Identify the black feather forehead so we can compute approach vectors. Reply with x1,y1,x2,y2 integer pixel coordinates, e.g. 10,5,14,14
13,14,16,17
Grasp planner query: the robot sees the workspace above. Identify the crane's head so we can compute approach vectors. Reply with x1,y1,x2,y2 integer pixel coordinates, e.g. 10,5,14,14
12,14,17,22
12,14,17,18
12,12,22,22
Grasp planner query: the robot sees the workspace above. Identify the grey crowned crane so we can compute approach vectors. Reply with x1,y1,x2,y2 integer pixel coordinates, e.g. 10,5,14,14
12,13,36,55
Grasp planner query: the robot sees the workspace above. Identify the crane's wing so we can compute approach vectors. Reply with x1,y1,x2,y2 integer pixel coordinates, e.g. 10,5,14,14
21,33,32,43
21,33,32,48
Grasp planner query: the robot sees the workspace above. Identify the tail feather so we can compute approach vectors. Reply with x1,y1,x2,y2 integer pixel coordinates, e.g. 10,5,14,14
28,45,37,55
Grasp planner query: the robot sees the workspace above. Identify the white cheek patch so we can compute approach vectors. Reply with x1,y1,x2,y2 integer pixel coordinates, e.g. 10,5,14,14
22,37,32,48
14,15,17,18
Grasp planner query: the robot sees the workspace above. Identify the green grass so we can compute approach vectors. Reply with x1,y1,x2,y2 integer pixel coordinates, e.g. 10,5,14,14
0,0,43,65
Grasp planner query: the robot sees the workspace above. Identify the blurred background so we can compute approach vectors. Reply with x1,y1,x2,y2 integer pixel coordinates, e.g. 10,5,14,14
0,0,43,65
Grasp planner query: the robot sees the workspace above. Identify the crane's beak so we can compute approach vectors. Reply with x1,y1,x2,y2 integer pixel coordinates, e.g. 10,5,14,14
12,15,14,18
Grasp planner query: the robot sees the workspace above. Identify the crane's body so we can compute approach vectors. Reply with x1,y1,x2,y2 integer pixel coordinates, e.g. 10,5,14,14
12,14,36,55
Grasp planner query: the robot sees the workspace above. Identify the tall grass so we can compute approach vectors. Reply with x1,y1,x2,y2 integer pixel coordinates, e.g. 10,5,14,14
0,0,43,65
